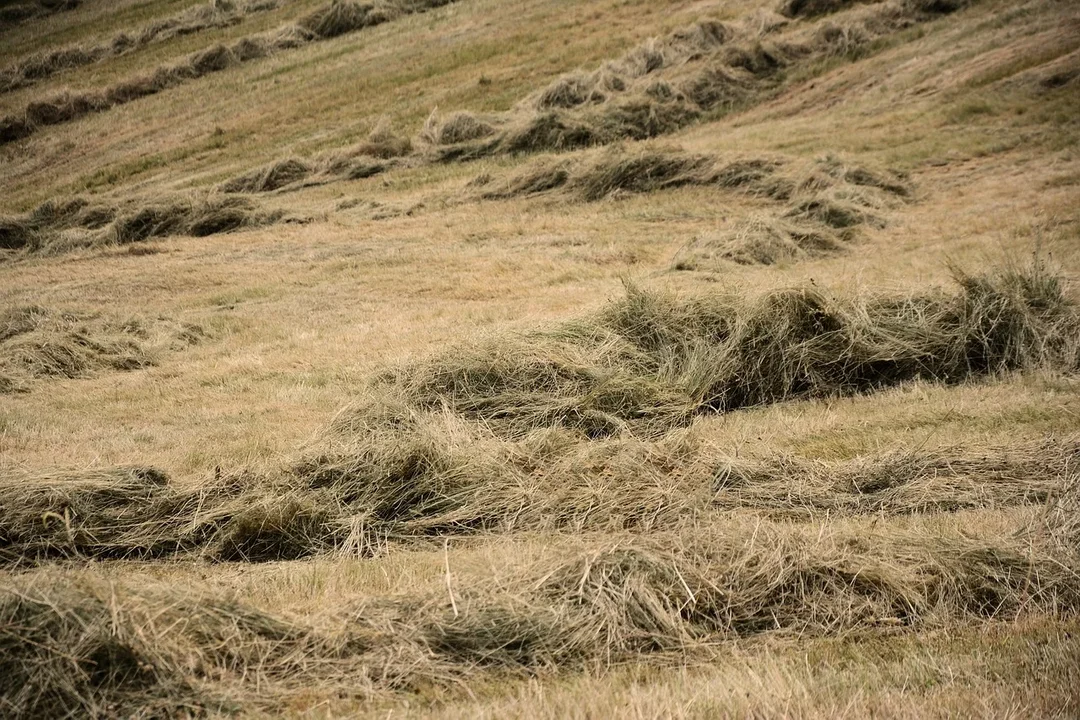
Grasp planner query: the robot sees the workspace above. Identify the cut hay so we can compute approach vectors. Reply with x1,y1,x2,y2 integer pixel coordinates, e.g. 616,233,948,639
0,0,79,28
570,146,714,201
354,122,413,158
2,516,1078,714
319,261,1077,443
0,306,207,393
298,421,1079,536
0,465,254,565
477,149,908,264
679,214,846,268
479,160,571,199
778,0,862,19
0,192,281,254
421,109,497,145
221,158,315,193
112,196,268,243
0,570,330,718
422,0,973,163
0,0,459,145
0,0,282,95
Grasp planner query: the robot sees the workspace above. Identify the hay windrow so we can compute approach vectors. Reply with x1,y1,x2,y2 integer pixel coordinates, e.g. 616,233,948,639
4,433,1074,566
0,192,285,256
3,264,1074,565
340,263,1076,441
0,306,207,393
0,0,283,95
477,147,909,265
220,127,412,194
0,0,458,145
0,0,79,29
2,517,1078,715
425,0,976,163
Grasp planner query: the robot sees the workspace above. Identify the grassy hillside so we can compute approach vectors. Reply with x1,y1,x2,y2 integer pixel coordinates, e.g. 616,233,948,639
1,0,1079,716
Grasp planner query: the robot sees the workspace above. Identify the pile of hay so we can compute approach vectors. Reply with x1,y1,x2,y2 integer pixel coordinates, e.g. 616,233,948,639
328,263,1076,437
276,261,1080,541
476,147,908,265
4,263,1071,564
0,570,335,717
0,305,206,393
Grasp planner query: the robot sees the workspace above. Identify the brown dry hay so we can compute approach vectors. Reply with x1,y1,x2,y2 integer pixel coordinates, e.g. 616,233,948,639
478,148,908,266
0,0,283,95
0,0,458,145
2,265,1076,564
0,192,287,256
0,306,207,393
425,0,978,163
0,0,79,29
315,260,1076,439
2,514,1077,716
220,122,413,194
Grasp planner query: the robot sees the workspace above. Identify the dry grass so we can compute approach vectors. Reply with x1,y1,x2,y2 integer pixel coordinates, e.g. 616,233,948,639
336,261,1074,438
0,192,288,256
0,0,282,95
0,0,79,28
0,0,457,145
2,513,1078,716
423,0,976,162
0,305,206,393
221,122,414,193
0,0,1078,715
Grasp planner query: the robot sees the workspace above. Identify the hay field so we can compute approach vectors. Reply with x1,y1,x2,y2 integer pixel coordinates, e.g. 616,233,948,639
1,0,1079,716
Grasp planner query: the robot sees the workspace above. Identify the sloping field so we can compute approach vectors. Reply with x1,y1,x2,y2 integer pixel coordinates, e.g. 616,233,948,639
1,0,1079,716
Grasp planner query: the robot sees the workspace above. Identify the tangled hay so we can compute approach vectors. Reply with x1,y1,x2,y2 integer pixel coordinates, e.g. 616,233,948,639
3,515,1078,714
0,0,79,27
570,146,714,201
477,148,907,266
424,0,974,163
221,158,315,193
298,419,1079,537
354,121,413,159
0,465,259,565
0,193,282,255
259,261,1080,544
0,306,207,393
322,262,1077,442
680,214,849,268
111,195,275,243
0,0,282,95
480,160,572,199
0,570,332,717
421,109,497,145
778,0,862,19
0,0,458,145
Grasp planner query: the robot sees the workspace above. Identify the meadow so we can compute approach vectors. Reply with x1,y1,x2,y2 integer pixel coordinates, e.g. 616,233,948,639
1,0,1079,716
